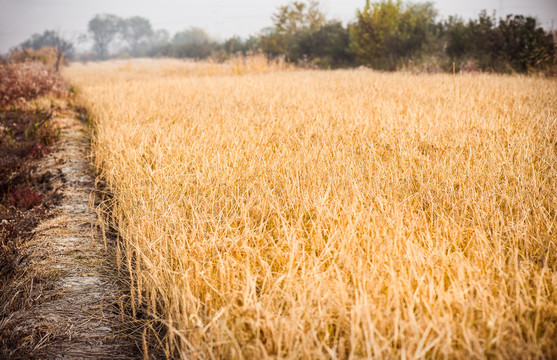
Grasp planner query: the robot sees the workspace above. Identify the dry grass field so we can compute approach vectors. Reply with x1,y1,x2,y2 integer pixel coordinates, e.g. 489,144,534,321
65,58,557,359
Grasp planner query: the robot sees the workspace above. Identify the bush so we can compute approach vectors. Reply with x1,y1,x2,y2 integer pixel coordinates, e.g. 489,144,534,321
9,187,43,209
9,47,66,68
444,12,556,73
350,0,439,70
0,62,68,107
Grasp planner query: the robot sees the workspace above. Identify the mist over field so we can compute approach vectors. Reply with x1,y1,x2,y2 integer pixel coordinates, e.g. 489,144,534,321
1,0,556,53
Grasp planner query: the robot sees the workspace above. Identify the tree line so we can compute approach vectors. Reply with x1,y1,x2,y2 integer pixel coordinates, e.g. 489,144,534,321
12,0,557,74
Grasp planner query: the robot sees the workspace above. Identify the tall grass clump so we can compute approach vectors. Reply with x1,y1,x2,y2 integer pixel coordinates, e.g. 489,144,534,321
65,61,557,359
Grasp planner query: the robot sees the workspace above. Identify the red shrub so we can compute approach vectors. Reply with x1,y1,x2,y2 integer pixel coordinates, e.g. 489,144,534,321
0,62,68,107
10,187,43,209
29,143,51,159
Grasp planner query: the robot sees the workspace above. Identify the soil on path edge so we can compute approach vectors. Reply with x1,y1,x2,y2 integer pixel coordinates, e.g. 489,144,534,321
0,109,140,359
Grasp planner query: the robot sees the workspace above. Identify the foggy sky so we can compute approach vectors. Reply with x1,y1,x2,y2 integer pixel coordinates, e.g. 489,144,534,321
1,0,556,54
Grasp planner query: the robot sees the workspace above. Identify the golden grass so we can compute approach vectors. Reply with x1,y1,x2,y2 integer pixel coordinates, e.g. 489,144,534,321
68,55,289,83
65,60,557,359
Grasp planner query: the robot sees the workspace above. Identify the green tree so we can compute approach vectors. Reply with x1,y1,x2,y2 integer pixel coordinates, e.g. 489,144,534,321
496,15,555,72
273,0,325,34
350,0,438,70
289,20,354,67
121,16,154,56
223,36,260,55
88,14,122,59
261,1,325,59
170,27,217,59
443,16,473,60
444,11,555,73
147,29,171,56
172,27,213,45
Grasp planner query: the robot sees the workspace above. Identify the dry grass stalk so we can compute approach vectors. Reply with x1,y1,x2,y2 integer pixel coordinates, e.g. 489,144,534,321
65,60,557,359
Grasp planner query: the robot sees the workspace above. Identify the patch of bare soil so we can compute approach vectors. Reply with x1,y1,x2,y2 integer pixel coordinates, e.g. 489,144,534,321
0,107,141,359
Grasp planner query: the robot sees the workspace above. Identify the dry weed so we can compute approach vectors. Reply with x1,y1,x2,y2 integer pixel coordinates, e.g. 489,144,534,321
65,61,557,359
0,62,67,107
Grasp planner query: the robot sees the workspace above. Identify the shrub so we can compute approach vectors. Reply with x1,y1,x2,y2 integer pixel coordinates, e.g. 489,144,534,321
0,62,68,107
9,187,43,209
444,12,556,73
29,143,51,159
9,47,63,68
350,0,439,70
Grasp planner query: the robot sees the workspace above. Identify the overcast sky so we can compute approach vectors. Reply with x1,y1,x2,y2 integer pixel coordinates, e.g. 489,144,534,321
1,0,556,53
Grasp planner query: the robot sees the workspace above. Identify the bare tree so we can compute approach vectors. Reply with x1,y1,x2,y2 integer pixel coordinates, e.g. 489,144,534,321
19,30,75,72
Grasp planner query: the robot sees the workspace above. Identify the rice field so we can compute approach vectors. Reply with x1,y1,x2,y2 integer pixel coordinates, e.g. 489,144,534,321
65,59,557,359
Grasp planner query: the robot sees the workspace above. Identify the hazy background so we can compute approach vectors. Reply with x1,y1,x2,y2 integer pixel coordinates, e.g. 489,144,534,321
1,0,556,53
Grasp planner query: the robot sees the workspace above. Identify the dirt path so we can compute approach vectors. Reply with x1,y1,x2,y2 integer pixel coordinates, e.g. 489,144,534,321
0,111,140,359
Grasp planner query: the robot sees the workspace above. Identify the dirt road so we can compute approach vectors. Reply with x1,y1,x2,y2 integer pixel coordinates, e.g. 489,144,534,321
0,110,140,359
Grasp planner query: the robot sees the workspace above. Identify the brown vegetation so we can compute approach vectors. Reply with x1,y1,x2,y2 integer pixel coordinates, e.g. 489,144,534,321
0,62,68,107
1,108,141,359
9,47,68,69
0,63,68,297
0,106,63,357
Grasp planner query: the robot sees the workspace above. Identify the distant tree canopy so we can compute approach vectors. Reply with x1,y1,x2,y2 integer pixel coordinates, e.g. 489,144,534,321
222,36,260,55
165,27,218,58
261,1,324,58
121,16,154,56
350,0,439,70
260,1,353,67
75,1,555,74
88,14,121,59
258,0,554,72
444,12,555,72
172,27,213,45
